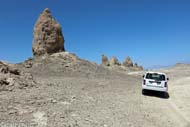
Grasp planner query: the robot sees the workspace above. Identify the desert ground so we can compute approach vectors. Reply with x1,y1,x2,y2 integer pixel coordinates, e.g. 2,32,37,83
0,52,190,127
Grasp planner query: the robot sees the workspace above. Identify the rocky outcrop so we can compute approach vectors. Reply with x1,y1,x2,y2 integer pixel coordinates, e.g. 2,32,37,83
101,54,109,66
0,61,36,92
109,57,120,66
32,8,65,57
0,61,9,74
123,56,143,70
0,61,20,75
123,56,133,67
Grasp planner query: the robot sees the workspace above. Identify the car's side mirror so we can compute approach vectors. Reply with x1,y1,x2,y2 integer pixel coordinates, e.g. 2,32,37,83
167,78,169,81
142,75,145,78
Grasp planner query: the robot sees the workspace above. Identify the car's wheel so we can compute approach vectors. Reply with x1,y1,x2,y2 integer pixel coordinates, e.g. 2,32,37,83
162,92,169,98
142,89,146,95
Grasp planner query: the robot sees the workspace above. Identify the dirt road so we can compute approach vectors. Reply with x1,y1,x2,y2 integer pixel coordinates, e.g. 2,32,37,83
129,65,190,127
162,65,190,127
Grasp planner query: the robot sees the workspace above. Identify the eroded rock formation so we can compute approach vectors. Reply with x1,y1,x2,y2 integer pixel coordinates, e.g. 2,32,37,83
109,57,120,66
123,56,133,67
101,54,109,66
32,8,65,57
101,55,143,70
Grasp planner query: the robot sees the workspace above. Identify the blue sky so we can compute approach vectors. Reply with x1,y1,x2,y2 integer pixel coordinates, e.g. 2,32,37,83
0,0,190,68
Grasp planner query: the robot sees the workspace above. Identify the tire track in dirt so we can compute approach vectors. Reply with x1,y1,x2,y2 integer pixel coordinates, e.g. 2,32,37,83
167,77,190,127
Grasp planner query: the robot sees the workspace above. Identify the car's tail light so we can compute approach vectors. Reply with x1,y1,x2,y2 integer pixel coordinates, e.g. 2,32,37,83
143,80,146,85
164,82,167,87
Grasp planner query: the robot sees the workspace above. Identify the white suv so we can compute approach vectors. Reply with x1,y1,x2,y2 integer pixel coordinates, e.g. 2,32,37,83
142,72,169,94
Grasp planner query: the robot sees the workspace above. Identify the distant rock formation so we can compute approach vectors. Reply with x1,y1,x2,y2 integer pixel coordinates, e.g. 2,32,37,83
101,54,109,66
138,66,144,70
133,62,144,70
123,56,133,67
32,8,65,57
134,63,138,67
101,55,143,70
109,57,120,66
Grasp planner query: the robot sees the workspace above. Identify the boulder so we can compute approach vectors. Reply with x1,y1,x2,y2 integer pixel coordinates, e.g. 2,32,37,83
0,61,20,75
0,61,9,73
32,8,65,57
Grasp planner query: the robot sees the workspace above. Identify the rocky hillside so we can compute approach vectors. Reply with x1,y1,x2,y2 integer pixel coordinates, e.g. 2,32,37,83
1,8,142,93
0,8,147,127
17,52,127,79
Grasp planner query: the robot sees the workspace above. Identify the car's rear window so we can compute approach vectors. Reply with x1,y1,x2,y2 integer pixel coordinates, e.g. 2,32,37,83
146,73,165,81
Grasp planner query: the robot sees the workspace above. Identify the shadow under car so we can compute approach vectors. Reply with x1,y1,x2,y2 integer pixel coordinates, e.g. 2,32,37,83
142,89,170,99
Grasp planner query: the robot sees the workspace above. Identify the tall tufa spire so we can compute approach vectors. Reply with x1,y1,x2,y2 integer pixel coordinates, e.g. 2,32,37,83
32,8,65,57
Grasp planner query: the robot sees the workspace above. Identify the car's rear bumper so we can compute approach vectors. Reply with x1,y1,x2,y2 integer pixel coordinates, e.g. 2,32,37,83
142,85,168,92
